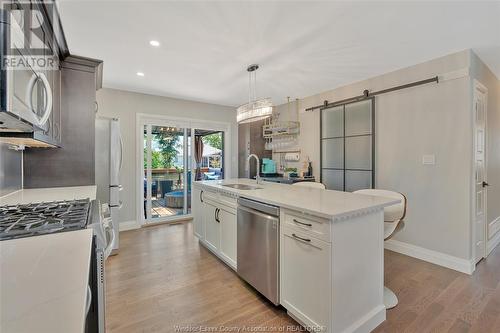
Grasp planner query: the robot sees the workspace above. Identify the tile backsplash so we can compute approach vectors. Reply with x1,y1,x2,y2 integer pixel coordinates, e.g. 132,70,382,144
0,143,22,196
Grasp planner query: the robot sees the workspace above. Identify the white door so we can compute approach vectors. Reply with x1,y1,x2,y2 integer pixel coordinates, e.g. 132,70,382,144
219,207,237,269
474,81,488,264
204,202,220,252
192,187,204,239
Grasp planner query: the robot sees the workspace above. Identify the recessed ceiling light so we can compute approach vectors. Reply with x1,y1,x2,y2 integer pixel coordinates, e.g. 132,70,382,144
136,72,145,77
149,40,160,47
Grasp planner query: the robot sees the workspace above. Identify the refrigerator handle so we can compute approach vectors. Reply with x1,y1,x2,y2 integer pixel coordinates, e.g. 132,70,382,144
119,132,123,172
109,201,123,209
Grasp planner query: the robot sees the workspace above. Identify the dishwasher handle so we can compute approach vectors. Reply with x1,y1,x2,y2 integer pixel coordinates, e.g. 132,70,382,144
237,204,279,222
238,197,279,217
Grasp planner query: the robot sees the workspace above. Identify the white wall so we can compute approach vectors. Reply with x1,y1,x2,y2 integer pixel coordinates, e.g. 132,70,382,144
96,88,237,225
470,52,500,245
276,50,475,261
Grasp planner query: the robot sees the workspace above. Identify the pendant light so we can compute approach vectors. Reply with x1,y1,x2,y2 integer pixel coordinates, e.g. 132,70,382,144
236,64,273,124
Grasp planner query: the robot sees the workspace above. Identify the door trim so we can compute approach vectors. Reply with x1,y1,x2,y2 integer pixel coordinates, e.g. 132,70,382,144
472,79,488,264
135,113,232,226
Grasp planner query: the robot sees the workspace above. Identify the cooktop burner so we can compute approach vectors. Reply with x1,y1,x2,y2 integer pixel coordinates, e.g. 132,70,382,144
0,199,90,241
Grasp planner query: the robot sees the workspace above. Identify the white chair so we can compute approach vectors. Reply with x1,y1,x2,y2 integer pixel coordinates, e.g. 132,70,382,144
293,181,326,189
353,189,407,309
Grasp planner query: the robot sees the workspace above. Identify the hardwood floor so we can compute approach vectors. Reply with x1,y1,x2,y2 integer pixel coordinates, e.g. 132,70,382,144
374,244,500,333
106,222,500,333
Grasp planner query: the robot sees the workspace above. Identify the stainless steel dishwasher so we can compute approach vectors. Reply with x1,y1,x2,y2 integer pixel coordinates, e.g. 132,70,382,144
237,197,280,305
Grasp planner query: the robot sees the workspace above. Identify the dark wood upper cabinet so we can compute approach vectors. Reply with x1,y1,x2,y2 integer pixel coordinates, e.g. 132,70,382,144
16,0,104,188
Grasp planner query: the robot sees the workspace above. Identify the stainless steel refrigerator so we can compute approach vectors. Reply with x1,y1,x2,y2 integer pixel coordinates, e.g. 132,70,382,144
95,117,123,253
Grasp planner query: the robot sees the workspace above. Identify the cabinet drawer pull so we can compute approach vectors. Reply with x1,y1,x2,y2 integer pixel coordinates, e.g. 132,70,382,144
292,233,311,242
293,219,312,227
215,208,220,223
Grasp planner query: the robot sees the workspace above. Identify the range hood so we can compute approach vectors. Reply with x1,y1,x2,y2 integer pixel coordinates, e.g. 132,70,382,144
0,130,59,148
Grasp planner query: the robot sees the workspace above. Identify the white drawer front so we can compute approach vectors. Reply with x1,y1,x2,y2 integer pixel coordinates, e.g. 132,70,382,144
219,192,237,209
202,189,218,202
280,226,331,331
283,210,331,243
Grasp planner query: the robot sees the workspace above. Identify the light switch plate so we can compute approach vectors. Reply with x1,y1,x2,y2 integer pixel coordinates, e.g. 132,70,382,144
422,154,436,165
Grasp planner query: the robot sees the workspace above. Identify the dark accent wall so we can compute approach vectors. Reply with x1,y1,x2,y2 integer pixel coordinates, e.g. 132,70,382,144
0,143,22,196
238,119,271,178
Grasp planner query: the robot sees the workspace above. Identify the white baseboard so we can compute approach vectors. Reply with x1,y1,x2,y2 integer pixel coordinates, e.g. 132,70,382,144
119,220,140,232
384,239,475,275
487,229,500,255
347,305,386,333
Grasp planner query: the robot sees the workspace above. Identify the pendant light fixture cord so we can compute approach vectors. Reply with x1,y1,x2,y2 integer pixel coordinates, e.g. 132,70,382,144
248,70,251,104
246,64,260,103
254,70,257,102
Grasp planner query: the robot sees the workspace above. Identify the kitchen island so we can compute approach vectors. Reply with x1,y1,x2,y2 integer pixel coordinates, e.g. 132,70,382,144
192,178,399,333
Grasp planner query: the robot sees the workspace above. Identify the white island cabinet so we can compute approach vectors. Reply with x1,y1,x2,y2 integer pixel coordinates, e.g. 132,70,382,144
192,186,205,239
280,212,332,330
192,186,237,270
192,179,398,333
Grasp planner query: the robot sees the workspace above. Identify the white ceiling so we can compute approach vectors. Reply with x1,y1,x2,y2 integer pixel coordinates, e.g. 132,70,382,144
57,1,500,107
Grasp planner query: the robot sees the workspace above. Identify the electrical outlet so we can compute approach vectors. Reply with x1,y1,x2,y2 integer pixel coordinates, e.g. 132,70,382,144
422,154,436,165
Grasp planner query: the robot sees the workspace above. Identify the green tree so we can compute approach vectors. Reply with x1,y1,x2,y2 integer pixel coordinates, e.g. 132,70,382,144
144,149,164,169
203,133,222,150
155,132,181,168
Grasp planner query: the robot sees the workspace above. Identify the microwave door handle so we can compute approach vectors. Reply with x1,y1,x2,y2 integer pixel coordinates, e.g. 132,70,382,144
38,73,53,126
26,72,53,127
26,73,38,120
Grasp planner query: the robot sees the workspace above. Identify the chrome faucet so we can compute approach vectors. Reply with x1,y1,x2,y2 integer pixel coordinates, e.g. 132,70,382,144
247,154,262,184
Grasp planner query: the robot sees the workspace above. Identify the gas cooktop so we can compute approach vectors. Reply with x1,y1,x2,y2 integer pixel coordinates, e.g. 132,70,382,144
0,199,91,241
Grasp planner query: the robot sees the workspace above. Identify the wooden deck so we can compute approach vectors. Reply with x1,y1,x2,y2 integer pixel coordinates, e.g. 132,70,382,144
151,198,182,217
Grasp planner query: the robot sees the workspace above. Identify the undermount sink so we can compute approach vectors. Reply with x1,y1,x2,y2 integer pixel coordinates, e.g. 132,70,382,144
222,184,262,190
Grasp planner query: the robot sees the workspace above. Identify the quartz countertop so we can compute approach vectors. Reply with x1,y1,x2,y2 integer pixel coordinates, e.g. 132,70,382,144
0,186,97,206
0,229,93,333
194,178,399,220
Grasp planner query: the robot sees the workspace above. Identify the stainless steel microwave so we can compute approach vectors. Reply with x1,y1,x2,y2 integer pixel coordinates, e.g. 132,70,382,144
0,8,53,134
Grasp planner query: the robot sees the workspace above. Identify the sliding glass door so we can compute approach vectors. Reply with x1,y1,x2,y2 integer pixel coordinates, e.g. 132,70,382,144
194,129,225,181
142,124,191,223
139,115,230,225
320,98,375,191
